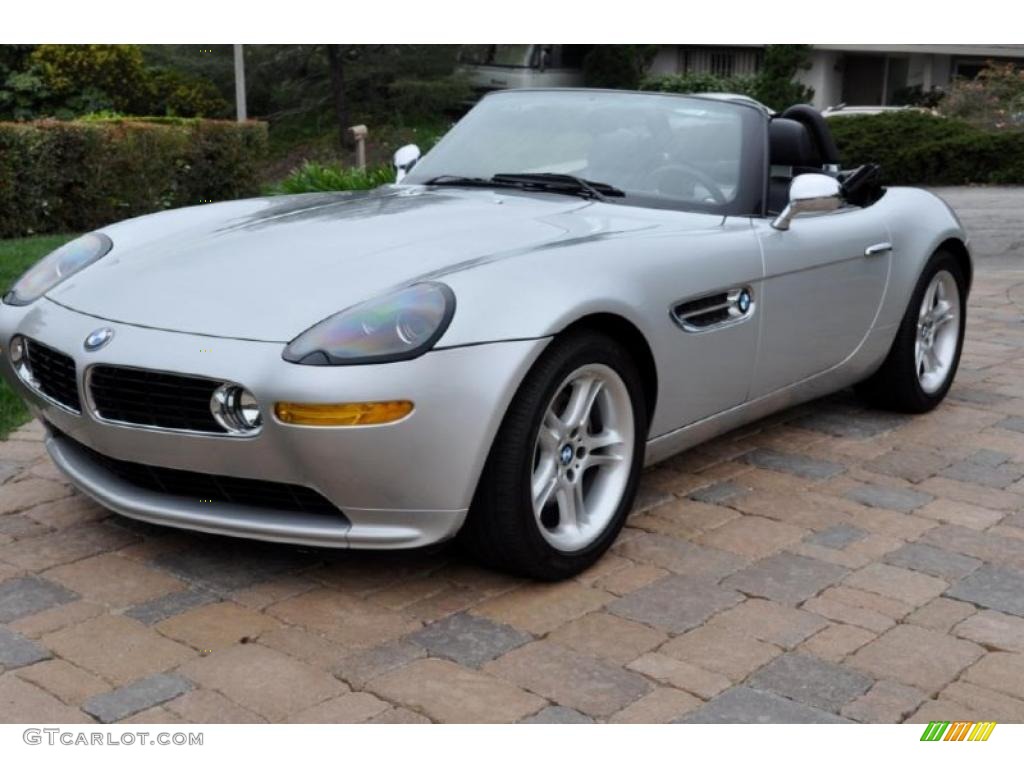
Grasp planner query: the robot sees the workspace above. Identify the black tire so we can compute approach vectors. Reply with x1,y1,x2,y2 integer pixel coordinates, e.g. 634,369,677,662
459,330,647,580
857,249,967,413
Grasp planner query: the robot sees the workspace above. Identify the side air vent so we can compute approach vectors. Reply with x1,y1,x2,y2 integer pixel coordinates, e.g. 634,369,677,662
672,286,755,333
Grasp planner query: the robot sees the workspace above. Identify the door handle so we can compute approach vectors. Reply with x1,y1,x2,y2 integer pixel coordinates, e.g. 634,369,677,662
865,242,893,257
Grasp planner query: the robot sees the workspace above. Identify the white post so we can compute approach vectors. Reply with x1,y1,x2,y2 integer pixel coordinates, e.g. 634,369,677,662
233,44,247,122
348,125,368,170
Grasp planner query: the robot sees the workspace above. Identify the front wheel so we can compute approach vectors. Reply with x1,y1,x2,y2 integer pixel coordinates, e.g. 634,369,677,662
857,249,967,413
460,330,646,580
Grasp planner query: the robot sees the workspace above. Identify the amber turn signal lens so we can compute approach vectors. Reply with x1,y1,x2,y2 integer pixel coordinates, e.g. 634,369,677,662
274,400,414,426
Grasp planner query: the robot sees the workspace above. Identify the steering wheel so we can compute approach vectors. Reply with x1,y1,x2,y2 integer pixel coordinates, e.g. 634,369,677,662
649,162,728,205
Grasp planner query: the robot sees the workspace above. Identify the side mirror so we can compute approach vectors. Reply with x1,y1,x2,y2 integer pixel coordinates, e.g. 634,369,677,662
771,173,843,231
393,144,422,183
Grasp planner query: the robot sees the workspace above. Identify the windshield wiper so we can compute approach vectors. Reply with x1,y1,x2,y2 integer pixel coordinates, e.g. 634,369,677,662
424,173,624,201
492,173,625,201
423,175,521,190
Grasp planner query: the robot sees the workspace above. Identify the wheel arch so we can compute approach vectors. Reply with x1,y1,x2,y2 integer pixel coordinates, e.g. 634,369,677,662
938,237,973,293
557,312,658,430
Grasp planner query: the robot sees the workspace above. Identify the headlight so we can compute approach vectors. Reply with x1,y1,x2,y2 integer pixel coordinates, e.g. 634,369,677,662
283,283,455,365
3,232,113,306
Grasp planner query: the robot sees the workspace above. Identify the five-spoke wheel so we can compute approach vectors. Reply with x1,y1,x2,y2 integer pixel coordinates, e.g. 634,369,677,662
858,248,967,413
531,364,635,552
461,330,645,580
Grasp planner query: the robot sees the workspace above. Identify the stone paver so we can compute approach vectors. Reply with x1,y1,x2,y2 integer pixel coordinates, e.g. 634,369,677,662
44,615,195,686
722,553,848,604
843,563,948,606
704,598,828,649
180,643,347,722
484,640,651,718
155,601,282,652
883,543,982,581
520,706,593,724
747,652,873,712
954,610,1024,652
0,673,91,723
805,525,868,550
0,626,51,669
742,449,845,480
627,652,732,699
841,680,926,723
799,624,876,662
846,625,984,694
369,658,544,723
945,564,1024,617
15,659,110,705
844,484,933,512
1,209,1024,723
679,686,850,723
407,612,532,668
83,674,192,723
660,624,781,682
45,553,184,609
547,611,665,665
608,575,742,633
0,576,77,623
471,581,611,635
125,588,220,625
962,652,1024,700
609,687,702,723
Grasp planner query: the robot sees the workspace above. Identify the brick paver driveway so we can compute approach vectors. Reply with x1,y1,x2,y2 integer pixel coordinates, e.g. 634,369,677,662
2,188,1024,724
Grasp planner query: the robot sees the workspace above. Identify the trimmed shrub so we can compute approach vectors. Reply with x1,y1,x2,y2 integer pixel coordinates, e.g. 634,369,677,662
828,111,1024,185
0,118,267,237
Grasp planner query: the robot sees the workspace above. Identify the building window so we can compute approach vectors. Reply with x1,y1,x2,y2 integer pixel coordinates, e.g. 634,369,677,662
710,53,735,77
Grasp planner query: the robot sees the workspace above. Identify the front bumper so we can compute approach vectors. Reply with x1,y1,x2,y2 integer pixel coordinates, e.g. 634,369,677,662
0,298,547,548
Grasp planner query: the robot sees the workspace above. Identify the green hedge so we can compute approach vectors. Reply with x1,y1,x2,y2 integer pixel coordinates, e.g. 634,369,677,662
0,118,267,237
830,111,1024,185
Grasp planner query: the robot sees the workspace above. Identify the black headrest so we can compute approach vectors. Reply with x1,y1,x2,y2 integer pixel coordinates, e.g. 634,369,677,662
769,118,821,169
780,104,841,166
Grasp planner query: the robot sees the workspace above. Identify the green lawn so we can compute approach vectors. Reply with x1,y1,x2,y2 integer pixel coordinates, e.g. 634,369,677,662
0,234,77,439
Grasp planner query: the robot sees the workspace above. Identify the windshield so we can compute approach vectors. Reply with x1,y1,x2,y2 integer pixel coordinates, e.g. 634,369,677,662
404,90,766,215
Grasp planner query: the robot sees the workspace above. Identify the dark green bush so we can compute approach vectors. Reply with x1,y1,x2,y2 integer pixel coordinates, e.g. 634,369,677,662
387,75,471,122
642,72,758,97
0,118,268,237
829,111,1024,185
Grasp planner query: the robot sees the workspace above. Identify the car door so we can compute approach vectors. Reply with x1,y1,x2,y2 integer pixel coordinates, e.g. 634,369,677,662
640,216,765,436
750,205,892,399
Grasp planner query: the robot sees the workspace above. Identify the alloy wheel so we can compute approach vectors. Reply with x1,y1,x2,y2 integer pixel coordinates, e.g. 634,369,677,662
530,363,635,552
915,269,960,394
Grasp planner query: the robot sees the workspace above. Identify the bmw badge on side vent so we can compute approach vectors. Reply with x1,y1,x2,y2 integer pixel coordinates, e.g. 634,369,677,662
84,327,114,352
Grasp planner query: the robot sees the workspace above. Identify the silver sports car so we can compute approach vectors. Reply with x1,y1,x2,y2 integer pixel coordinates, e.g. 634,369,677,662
0,89,970,579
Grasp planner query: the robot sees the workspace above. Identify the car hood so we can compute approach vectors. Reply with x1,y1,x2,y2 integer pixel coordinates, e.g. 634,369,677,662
47,186,704,341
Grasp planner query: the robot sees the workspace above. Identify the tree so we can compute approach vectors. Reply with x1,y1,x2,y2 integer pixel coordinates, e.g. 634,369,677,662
325,44,351,149
752,45,815,112
583,45,658,90
30,44,154,114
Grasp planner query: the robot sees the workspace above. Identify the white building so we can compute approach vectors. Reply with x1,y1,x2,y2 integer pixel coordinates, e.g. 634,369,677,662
648,44,1024,108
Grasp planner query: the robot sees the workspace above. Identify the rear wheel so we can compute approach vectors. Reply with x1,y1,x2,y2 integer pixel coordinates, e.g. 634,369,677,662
857,249,966,413
460,330,646,580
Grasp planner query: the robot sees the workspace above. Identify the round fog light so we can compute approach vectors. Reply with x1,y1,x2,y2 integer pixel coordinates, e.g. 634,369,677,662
210,383,262,434
9,335,25,364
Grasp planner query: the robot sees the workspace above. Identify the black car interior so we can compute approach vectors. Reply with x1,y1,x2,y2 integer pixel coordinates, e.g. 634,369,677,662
767,104,883,215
